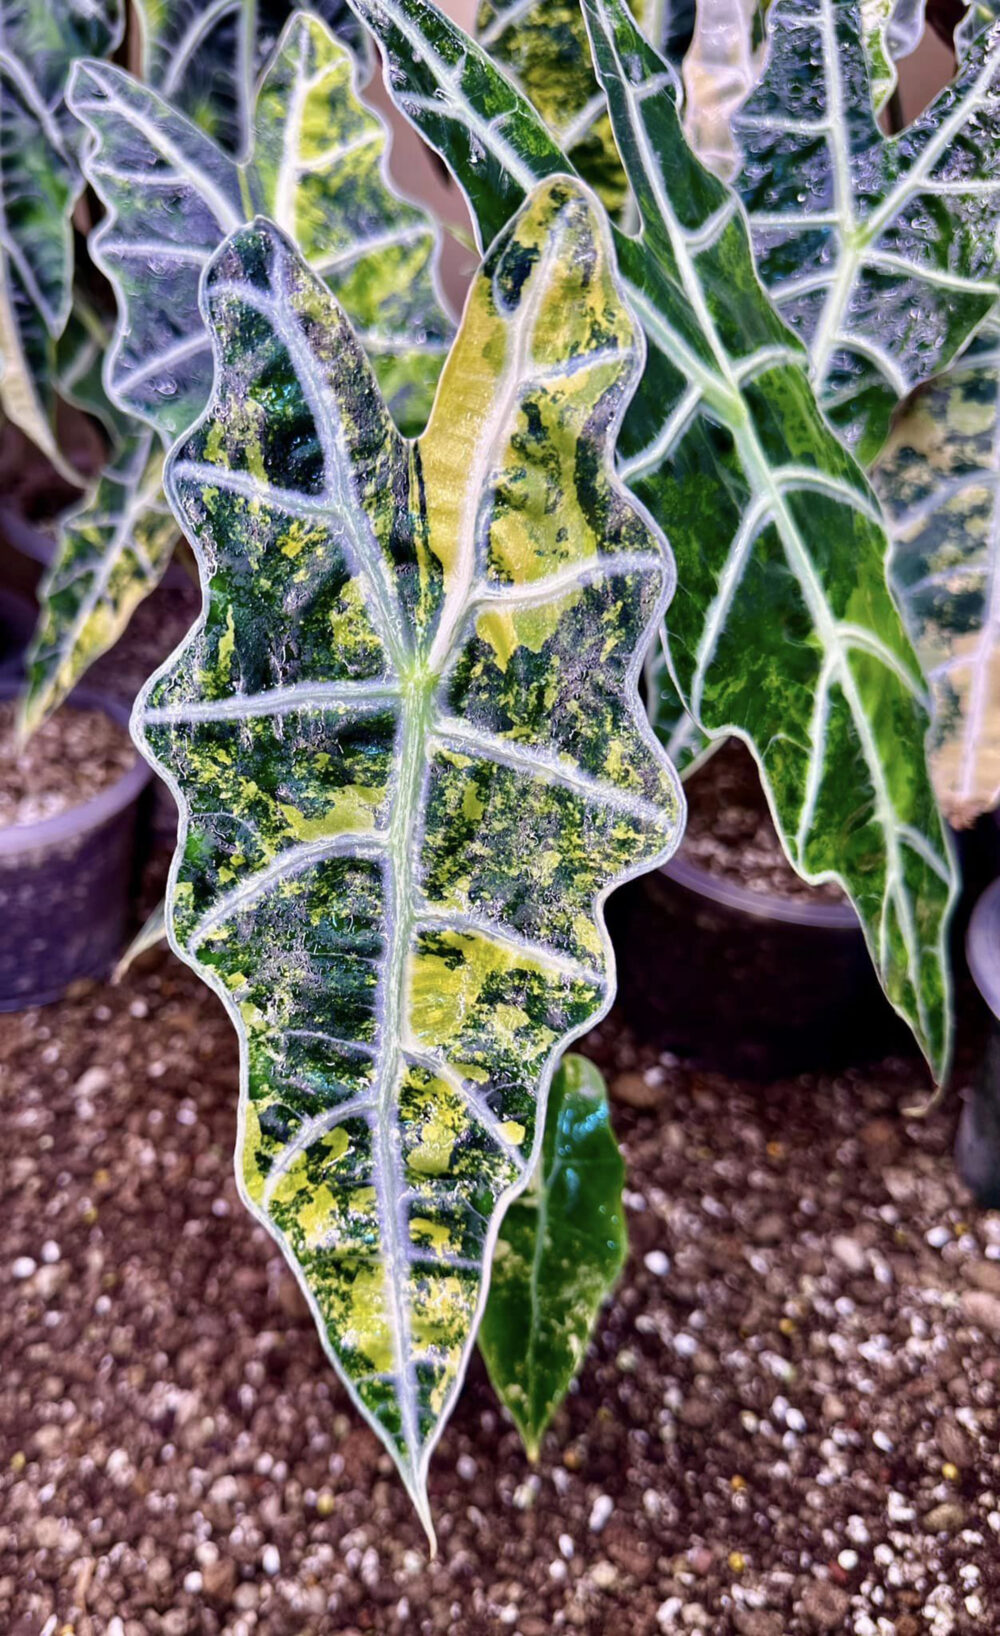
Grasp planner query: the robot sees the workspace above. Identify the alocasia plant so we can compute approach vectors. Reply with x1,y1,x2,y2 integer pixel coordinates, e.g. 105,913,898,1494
479,1053,626,1459
874,320,1000,827
21,11,452,733
732,0,1000,464
345,0,957,1080
132,183,682,1528
0,0,123,480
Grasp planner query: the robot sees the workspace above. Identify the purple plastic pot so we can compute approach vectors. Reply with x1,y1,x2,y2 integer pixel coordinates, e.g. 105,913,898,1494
607,848,911,1077
0,682,151,1010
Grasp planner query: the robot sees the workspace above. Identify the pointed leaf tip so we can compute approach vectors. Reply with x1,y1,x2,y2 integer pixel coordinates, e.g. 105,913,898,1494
134,180,682,1517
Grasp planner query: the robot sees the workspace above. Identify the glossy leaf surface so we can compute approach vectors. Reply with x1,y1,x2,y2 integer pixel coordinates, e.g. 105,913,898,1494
479,1053,626,1459
475,0,693,215
733,0,1000,463
69,12,451,446
135,0,363,155
22,432,176,736
349,0,957,1079
0,0,122,476
133,187,682,1527
874,320,1000,826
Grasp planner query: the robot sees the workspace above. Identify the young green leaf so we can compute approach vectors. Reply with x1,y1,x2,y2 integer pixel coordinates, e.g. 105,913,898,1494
135,0,364,156
0,0,123,480
479,1053,626,1460
475,0,693,215
873,320,1000,826
348,0,958,1080
733,0,1000,463
133,183,682,1530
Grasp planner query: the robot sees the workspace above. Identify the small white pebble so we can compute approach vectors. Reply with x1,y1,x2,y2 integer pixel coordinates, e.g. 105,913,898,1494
262,1544,280,1576
108,1621,125,1636
873,1429,893,1453
674,1332,698,1358
211,1198,230,1217
456,1454,477,1482
591,1560,617,1589
644,1250,670,1277
589,1493,614,1533
657,1598,683,1630
559,1533,574,1559
183,1571,202,1594
837,1548,859,1572
926,1226,951,1250
12,1257,36,1280
129,998,149,1017
847,1515,871,1546
40,1241,60,1265
177,1104,197,1126
548,1559,567,1582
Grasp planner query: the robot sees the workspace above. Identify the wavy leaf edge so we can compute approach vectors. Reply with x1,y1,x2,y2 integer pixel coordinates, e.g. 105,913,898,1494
131,189,684,1538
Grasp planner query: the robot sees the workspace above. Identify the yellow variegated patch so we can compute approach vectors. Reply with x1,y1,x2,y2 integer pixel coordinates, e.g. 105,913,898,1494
133,179,682,1531
22,11,452,735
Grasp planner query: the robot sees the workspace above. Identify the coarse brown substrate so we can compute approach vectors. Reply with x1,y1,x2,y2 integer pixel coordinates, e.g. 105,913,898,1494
2,941,999,1634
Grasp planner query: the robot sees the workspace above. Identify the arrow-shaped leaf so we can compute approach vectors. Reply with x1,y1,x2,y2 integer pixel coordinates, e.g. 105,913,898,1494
733,0,1000,463
479,1052,626,1460
133,186,682,1529
873,319,1000,826
135,0,365,156
23,11,452,734
346,0,957,1079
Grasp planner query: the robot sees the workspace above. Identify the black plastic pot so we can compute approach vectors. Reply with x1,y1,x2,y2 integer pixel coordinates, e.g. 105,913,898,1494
0,683,151,1010
608,849,911,1077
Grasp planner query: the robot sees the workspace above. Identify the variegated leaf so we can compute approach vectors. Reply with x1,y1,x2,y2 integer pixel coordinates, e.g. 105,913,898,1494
55,297,132,447
135,0,364,156
873,319,1000,826
133,187,682,1527
22,429,176,736
0,0,123,479
474,0,693,216
479,1053,626,1459
733,0,1000,464
347,0,957,1079
69,12,451,446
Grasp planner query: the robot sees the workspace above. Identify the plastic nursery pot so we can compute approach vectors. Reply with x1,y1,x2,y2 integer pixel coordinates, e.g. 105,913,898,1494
0,682,152,1011
607,849,912,1079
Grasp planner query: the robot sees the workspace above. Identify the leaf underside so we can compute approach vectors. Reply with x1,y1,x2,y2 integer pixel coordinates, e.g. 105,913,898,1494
23,11,452,734
734,0,1000,464
479,1052,626,1459
349,0,957,1079
133,184,681,1528
874,319,1000,826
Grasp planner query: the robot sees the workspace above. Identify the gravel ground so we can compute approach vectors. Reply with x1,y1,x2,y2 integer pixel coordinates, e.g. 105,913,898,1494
2,943,999,1635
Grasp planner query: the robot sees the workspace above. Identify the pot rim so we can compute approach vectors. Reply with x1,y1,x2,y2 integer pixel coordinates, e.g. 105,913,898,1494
662,846,860,930
0,681,151,856
967,876,1000,1023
